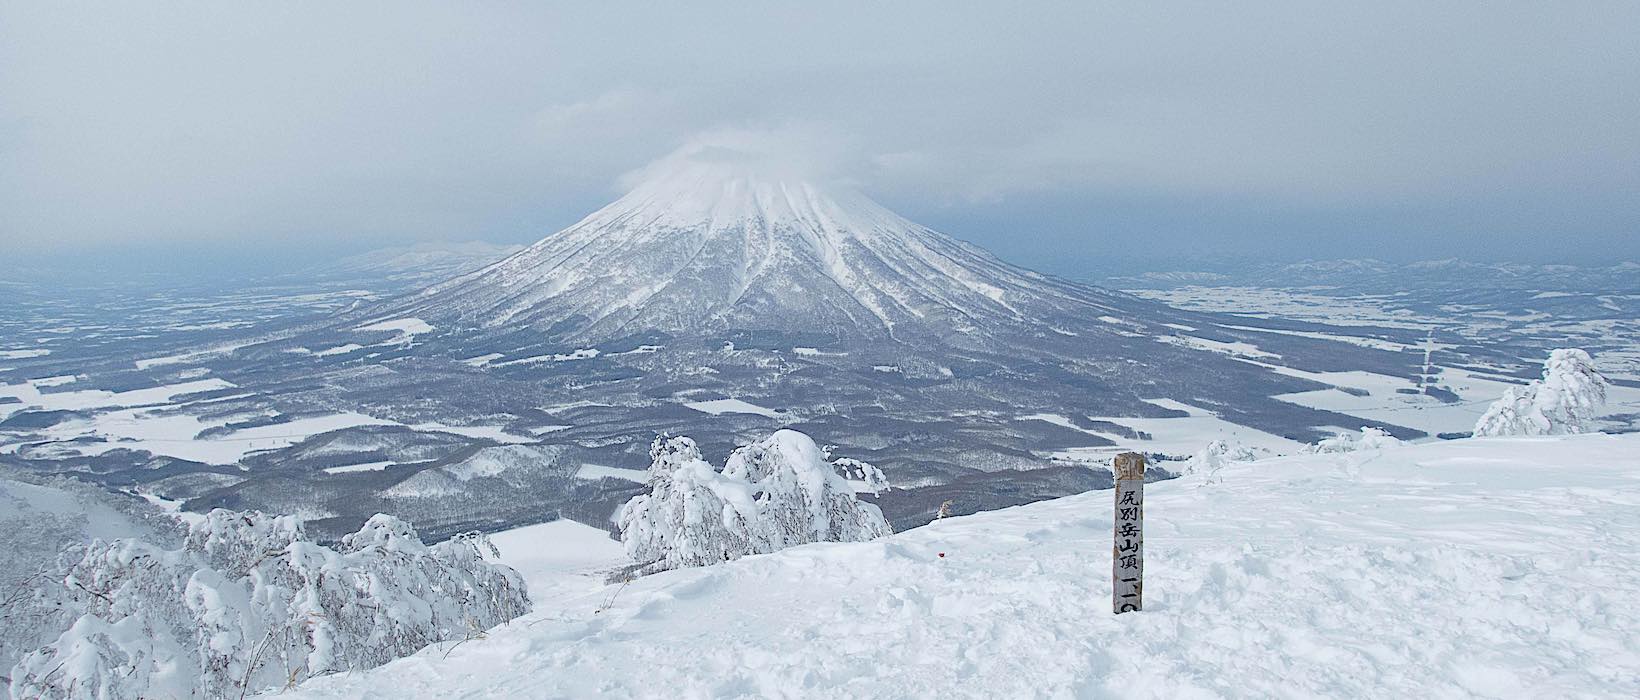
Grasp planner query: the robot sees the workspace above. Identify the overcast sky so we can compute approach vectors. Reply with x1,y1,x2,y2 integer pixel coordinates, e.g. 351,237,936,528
2,2,1636,278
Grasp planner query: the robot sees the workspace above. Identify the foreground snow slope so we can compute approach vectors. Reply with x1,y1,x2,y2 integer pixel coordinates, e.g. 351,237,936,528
283,434,1640,698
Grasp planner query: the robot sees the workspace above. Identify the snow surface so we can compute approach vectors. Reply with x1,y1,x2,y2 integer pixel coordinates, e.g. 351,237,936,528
322,460,396,474
1221,323,1414,352
682,398,784,418
314,343,365,357
283,433,1640,698
0,373,534,464
356,317,434,335
0,378,233,412
29,409,397,465
487,519,625,604
26,374,79,387
1157,334,1280,359
0,477,159,546
1045,398,1304,461
462,352,505,367
575,463,648,483
133,341,256,369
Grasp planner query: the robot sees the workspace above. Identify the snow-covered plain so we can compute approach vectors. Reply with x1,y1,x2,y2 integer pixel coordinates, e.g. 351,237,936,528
574,463,649,483
0,372,537,464
682,398,785,418
281,433,1640,698
1037,398,1304,463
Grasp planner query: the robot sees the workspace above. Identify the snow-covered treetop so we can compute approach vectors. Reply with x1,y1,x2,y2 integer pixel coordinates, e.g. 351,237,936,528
1538,348,1609,421
620,430,890,574
723,429,838,493
647,434,708,481
1474,348,1609,437
184,507,306,577
340,512,431,555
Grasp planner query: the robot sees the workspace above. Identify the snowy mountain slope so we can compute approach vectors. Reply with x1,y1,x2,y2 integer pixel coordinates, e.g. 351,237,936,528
374,155,1131,345
17,148,1579,546
12,150,1596,543
281,433,1640,698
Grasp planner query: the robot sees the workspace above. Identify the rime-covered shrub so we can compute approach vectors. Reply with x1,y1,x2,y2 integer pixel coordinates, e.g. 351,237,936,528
617,436,763,572
723,431,892,549
619,430,891,574
1305,427,1404,454
8,510,529,699
1474,348,1609,437
1177,440,1262,483
0,473,184,679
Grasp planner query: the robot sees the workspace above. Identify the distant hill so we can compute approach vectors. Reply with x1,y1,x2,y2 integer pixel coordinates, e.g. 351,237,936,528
1104,258,1640,293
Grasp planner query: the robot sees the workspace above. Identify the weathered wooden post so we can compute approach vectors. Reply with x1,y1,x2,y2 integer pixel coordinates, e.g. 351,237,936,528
1113,451,1144,614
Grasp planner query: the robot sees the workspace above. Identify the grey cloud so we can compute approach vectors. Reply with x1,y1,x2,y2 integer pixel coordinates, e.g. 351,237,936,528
1,1,1636,271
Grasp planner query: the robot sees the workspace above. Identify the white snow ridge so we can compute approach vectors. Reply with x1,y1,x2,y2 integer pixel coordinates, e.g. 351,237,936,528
279,433,1640,698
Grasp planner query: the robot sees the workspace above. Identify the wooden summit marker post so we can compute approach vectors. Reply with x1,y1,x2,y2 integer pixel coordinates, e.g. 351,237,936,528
1112,452,1145,614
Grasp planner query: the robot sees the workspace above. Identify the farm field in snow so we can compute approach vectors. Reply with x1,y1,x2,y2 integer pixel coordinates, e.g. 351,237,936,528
5,256,1639,543
1121,280,1640,437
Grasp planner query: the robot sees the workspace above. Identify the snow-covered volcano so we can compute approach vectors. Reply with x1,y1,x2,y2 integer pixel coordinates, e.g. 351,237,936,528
226,147,1442,537
387,158,1122,345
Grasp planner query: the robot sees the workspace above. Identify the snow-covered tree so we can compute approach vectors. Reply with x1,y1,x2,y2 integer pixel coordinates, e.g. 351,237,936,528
617,436,763,572
1305,427,1404,454
618,430,891,574
724,430,892,549
1474,348,1609,437
9,510,530,699
0,473,187,678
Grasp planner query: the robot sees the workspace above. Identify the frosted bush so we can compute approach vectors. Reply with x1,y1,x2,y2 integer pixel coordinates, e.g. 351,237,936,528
8,510,529,699
724,431,892,549
1305,427,1404,454
1177,440,1262,482
1474,348,1609,437
0,474,185,678
618,436,763,572
619,430,891,574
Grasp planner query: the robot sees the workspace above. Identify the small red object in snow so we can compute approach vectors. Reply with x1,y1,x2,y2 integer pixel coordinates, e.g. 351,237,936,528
938,552,945,558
